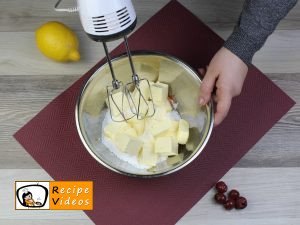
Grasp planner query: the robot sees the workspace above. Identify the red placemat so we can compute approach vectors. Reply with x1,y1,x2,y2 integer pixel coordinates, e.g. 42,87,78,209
14,1,295,225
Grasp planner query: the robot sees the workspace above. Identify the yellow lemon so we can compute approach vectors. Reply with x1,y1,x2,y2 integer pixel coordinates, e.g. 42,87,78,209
35,21,80,62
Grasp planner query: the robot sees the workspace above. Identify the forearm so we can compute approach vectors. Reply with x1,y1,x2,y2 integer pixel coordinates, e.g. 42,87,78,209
224,0,298,65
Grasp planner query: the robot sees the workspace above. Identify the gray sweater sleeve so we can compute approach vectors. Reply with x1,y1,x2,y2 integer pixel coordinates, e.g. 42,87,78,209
224,0,298,65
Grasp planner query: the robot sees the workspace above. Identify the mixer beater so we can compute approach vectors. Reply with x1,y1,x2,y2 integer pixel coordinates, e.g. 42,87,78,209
104,36,155,122
55,0,155,121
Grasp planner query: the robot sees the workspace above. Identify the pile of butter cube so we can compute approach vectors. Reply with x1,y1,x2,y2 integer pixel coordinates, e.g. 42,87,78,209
103,81,190,167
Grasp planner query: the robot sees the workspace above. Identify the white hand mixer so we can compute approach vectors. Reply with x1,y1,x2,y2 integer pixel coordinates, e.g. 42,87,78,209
55,0,155,121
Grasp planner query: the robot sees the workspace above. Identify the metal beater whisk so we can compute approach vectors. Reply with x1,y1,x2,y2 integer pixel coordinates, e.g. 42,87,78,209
54,0,155,122
104,36,155,122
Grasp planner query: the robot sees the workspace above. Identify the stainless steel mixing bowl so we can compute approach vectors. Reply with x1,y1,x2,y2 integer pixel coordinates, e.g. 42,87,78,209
75,51,213,177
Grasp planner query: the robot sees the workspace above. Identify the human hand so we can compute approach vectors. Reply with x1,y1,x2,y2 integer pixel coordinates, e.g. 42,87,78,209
199,47,248,126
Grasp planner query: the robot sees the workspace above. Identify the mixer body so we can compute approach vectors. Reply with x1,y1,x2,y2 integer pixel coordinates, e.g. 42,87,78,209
77,0,137,42
55,0,153,122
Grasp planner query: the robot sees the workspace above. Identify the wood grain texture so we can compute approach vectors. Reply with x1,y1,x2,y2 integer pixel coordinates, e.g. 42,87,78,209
0,0,299,32
177,168,300,225
0,221,92,225
0,1,300,76
0,31,117,76
0,75,80,168
1,30,300,76
0,0,300,224
216,30,300,74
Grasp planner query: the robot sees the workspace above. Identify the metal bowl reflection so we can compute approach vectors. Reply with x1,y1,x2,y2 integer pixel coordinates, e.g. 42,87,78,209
75,51,213,178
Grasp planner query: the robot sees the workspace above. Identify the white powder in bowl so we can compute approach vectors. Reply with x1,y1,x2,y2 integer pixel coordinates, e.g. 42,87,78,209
101,108,181,169
101,110,149,169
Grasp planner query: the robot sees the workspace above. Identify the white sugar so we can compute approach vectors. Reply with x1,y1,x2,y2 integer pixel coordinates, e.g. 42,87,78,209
101,108,181,169
101,110,149,169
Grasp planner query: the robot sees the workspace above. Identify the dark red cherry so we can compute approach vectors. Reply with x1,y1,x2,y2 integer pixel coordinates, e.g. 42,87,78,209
228,189,240,200
224,199,235,210
215,181,228,193
214,193,227,204
235,196,247,209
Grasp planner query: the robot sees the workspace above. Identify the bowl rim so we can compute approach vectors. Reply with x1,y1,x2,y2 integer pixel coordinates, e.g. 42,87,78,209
75,50,214,178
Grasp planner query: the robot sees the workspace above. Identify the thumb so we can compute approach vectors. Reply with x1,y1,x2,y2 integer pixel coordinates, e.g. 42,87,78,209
199,68,217,105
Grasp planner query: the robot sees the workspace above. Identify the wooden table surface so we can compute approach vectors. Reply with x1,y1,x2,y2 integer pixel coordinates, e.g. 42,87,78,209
1,1,299,224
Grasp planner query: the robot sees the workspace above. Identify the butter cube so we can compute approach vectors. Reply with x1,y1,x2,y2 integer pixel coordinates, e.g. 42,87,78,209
138,80,151,101
136,100,155,118
163,99,173,112
132,89,155,118
128,117,145,136
155,136,178,156
106,91,133,118
146,100,155,116
140,131,155,143
103,122,128,140
122,125,138,137
116,133,143,156
159,130,176,138
185,127,201,151
152,100,173,114
177,119,189,144
151,106,167,120
134,95,148,116
170,120,179,132
139,142,158,167
156,120,178,138
106,91,122,116
104,122,137,140
132,80,153,100
151,82,169,106
147,119,171,137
